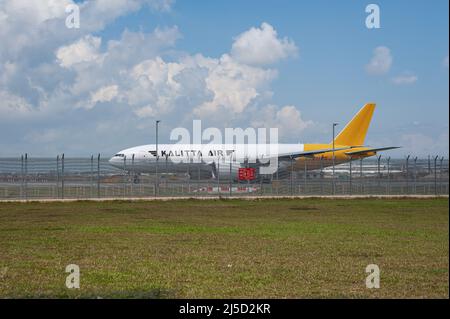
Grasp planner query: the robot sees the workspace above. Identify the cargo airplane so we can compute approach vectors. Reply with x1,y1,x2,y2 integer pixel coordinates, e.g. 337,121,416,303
109,103,399,179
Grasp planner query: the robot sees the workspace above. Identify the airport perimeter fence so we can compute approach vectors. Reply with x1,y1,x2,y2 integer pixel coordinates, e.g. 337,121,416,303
0,154,448,200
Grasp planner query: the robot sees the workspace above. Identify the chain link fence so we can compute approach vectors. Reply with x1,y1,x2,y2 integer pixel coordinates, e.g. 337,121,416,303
0,154,448,199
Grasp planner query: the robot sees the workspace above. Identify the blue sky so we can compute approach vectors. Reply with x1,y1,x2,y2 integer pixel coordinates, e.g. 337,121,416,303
0,0,448,157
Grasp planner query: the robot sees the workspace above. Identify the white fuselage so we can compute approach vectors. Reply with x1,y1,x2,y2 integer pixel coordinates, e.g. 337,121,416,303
109,143,304,176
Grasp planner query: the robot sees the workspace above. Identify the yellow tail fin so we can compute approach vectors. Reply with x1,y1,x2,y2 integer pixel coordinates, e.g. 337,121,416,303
333,103,375,146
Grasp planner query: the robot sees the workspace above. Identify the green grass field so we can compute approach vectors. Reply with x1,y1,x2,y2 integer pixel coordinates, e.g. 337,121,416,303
0,198,448,298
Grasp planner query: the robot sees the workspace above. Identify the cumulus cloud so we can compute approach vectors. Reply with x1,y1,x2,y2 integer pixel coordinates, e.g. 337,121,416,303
0,0,310,155
391,73,418,85
193,54,278,116
251,105,313,137
400,132,449,157
89,85,119,108
231,22,298,66
0,0,173,63
0,1,177,118
54,26,282,125
0,90,33,118
365,46,392,75
56,35,102,68
134,105,157,118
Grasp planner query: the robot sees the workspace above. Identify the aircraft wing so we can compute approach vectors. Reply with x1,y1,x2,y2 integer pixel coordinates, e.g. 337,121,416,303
278,147,351,160
344,146,400,156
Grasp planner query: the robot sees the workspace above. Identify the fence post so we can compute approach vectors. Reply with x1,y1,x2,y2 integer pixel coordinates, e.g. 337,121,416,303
387,157,391,195
405,155,410,195
24,153,28,200
303,160,307,195
187,155,191,195
434,155,438,195
246,158,250,195
439,157,444,195
320,157,324,195
197,154,201,181
229,158,232,197
216,158,220,195
97,153,100,198
332,155,336,195
413,157,417,194
276,159,279,195
61,153,64,199
131,154,135,196
90,155,94,197
123,155,127,197
155,154,159,197
290,156,294,196
359,158,363,194
56,155,60,199
259,164,264,196
166,155,169,191
61,153,65,199
20,155,24,199
349,158,352,195
377,155,381,193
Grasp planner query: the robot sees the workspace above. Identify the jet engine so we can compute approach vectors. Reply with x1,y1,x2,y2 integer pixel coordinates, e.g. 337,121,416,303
212,161,243,180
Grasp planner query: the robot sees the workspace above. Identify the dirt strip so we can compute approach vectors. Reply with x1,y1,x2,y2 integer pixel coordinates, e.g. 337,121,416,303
0,194,447,203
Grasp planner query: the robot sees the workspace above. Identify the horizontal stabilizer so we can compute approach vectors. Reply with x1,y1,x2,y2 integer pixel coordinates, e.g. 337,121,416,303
345,146,400,156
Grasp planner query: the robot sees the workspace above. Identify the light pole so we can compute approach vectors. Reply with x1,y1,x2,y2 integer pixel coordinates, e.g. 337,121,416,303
332,123,338,194
155,120,161,196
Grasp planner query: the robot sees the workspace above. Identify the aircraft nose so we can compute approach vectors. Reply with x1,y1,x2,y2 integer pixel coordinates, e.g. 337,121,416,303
109,156,120,167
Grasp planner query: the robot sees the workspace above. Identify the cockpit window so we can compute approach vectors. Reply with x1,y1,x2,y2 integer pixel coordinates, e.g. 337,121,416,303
114,154,125,157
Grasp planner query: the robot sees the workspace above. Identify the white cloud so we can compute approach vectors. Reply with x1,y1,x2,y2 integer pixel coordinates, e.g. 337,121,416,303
443,55,449,69
0,90,33,118
0,61,17,85
134,105,156,118
365,46,392,75
391,73,418,85
252,105,313,138
61,27,181,103
71,0,175,32
193,54,278,116
231,22,298,66
89,85,119,108
276,105,313,133
0,0,175,63
400,132,449,157
56,35,102,68
0,1,309,155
